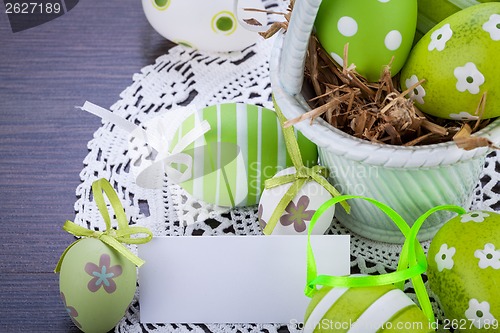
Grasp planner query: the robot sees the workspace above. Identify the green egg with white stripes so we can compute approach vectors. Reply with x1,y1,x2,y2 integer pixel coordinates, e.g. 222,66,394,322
169,103,318,207
303,284,433,333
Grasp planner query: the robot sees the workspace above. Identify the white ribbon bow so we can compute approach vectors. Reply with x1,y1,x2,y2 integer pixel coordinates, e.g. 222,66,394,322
78,101,210,188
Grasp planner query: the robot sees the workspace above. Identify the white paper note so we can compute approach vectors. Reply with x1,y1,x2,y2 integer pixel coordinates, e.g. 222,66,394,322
139,235,350,324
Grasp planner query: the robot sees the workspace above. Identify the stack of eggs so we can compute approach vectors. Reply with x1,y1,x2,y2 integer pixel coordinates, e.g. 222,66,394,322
314,1,500,120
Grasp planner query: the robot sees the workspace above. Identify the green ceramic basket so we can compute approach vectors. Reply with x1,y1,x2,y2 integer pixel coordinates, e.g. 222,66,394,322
270,0,500,243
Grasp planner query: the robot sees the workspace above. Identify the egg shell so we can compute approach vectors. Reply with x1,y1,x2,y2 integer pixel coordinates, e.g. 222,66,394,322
303,284,433,332
415,0,499,42
142,0,267,52
314,0,417,82
169,103,318,207
59,238,136,332
427,211,500,332
257,167,335,235
401,3,500,120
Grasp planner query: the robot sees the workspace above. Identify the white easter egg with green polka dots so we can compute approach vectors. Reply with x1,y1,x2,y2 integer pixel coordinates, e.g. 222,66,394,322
428,211,500,332
314,0,417,82
303,284,433,332
142,0,267,52
401,3,500,120
169,103,318,207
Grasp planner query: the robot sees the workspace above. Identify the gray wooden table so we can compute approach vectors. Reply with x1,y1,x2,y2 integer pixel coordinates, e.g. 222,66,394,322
0,1,174,331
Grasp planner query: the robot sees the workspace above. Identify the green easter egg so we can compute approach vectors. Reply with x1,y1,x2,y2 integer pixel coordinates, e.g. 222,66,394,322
427,211,500,332
169,103,318,207
59,238,136,332
303,284,433,332
401,3,500,120
415,0,499,42
315,0,417,82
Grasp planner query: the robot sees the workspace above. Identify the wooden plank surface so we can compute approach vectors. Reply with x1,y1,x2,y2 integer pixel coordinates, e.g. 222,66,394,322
0,1,174,331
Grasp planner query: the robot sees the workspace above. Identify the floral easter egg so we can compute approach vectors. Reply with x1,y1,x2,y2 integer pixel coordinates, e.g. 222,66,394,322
401,3,500,120
427,211,500,332
142,0,267,52
59,238,136,332
303,284,433,332
415,0,499,42
169,103,318,207
258,167,335,235
314,0,417,82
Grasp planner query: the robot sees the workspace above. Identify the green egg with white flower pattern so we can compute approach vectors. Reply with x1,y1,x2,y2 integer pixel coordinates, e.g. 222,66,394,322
415,0,499,42
401,3,500,120
59,238,136,332
427,211,500,332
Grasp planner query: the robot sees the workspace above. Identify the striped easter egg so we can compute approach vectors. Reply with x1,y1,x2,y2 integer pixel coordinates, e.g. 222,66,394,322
169,103,318,207
303,284,433,333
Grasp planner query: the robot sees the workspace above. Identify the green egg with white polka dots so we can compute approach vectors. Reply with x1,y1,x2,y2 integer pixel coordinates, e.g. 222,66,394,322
427,211,500,332
401,3,500,120
314,0,417,82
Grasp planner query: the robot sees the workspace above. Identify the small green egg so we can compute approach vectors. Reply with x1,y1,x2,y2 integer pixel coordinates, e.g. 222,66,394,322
58,238,136,332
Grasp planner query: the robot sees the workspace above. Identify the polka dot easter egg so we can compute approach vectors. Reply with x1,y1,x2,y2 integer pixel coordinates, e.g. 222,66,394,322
303,284,433,332
142,0,267,52
401,3,500,120
427,211,500,332
169,103,318,207
314,0,418,82
58,238,137,333
258,167,335,235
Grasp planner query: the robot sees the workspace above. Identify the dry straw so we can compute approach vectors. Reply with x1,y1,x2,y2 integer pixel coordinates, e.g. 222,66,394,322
254,1,496,149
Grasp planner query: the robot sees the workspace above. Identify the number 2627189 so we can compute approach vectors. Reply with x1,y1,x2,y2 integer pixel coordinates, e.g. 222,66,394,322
5,2,61,14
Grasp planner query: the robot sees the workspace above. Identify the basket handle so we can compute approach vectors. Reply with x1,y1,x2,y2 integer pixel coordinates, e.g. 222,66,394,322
280,0,322,96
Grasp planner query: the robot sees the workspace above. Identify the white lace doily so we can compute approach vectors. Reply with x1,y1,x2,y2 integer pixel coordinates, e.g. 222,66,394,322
72,4,500,331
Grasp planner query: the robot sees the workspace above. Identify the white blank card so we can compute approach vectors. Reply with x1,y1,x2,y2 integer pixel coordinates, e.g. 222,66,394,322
139,235,350,324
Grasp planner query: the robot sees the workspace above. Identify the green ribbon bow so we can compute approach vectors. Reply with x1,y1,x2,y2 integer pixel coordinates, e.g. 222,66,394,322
263,98,350,235
55,178,153,272
305,194,466,323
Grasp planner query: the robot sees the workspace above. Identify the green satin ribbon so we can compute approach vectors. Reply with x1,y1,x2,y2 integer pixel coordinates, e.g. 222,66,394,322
55,178,153,272
262,97,350,235
305,195,466,323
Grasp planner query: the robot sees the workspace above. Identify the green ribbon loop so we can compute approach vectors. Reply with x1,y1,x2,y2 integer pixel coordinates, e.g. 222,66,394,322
262,97,350,235
55,178,153,273
305,194,466,324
